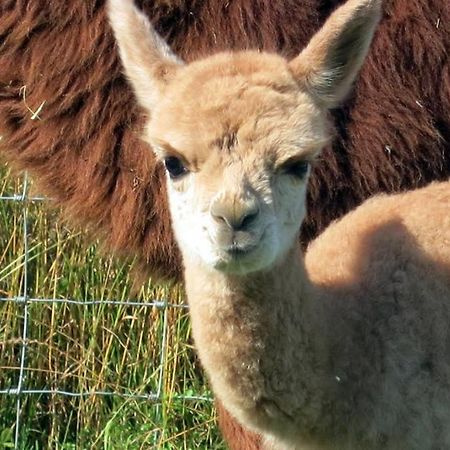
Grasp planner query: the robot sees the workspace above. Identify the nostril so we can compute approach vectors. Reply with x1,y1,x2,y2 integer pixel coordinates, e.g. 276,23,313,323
211,208,260,231
212,212,227,225
212,212,238,229
240,208,259,230
210,199,260,231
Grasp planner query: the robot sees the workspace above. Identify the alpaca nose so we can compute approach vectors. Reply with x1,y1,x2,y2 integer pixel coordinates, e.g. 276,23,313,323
211,197,260,231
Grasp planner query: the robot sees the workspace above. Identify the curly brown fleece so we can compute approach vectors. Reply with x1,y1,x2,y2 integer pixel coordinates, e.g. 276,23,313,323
0,0,449,449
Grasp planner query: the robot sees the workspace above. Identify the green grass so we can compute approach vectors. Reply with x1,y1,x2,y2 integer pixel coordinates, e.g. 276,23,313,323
0,163,226,449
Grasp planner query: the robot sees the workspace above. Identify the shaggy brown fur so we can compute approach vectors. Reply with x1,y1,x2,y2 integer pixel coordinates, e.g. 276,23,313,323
0,0,449,448
1,0,449,279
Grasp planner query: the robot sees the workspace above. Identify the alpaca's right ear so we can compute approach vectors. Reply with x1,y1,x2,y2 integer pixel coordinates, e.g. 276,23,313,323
108,0,183,111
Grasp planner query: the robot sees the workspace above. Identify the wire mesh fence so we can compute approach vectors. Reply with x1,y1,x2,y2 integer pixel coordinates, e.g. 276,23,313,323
0,168,222,449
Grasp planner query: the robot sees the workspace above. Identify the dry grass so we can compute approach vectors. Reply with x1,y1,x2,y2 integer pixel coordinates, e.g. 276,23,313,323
0,163,225,449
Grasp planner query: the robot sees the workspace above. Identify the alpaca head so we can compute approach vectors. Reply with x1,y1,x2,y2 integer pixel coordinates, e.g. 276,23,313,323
109,0,381,274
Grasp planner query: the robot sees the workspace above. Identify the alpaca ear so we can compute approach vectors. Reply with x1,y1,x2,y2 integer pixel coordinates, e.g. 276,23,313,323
289,0,381,109
108,0,183,111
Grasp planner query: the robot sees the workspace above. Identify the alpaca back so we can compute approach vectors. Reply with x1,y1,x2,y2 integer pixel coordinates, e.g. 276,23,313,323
306,181,450,283
304,181,450,450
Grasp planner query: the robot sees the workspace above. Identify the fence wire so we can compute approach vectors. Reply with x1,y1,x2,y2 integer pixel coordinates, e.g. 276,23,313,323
0,171,212,449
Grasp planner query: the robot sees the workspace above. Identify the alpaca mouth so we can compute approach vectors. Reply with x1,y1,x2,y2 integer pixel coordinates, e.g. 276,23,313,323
214,242,261,273
212,228,270,272
225,242,257,258
222,227,271,259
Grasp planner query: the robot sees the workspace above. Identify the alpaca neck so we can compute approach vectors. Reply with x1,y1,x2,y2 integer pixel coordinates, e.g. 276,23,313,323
184,242,330,436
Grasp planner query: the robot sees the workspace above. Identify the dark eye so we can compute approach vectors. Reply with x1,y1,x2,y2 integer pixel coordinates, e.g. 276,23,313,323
283,160,310,179
164,156,189,180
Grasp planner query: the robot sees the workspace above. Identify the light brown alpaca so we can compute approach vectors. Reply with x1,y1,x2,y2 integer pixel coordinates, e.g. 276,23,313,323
108,0,450,448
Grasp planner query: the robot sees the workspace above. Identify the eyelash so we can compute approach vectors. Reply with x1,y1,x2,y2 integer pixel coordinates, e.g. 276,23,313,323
163,156,189,180
281,160,310,179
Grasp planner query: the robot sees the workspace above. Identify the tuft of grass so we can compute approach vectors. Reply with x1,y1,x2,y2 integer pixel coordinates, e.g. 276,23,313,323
0,163,226,449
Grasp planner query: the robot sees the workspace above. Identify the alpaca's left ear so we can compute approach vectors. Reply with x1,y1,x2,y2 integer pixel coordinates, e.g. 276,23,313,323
289,0,381,109
108,0,183,112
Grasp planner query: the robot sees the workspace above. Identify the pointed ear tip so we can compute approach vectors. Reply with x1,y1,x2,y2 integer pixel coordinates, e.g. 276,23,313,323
108,0,133,6
344,0,382,33
344,0,382,20
107,0,137,16
363,0,383,17
107,0,145,32
107,0,123,18
355,0,382,9
107,0,121,10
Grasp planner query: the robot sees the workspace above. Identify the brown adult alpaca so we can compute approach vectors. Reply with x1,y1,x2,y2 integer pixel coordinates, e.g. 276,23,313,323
108,0,450,448
1,0,450,448
0,0,449,279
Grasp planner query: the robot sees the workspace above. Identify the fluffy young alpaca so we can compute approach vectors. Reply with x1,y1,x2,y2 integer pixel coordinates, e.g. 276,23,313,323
109,0,450,448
